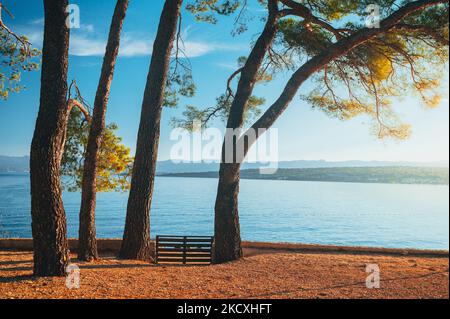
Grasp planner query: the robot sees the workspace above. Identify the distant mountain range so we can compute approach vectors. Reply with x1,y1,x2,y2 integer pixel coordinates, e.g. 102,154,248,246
161,167,449,185
156,159,450,174
0,156,30,173
0,155,448,174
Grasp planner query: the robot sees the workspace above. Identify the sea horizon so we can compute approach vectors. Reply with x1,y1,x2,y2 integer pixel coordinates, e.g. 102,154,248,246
1,174,448,250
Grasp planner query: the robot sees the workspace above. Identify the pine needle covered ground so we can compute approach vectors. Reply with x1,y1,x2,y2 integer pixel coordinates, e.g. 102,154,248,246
0,246,448,299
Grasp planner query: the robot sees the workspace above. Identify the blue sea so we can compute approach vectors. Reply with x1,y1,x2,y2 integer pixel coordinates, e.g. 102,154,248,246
0,173,448,250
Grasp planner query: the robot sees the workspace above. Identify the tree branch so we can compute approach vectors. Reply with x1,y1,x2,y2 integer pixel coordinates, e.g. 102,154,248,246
395,23,449,45
242,0,447,158
226,67,243,97
279,0,350,39
224,0,279,130
0,2,31,53
68,99,92,123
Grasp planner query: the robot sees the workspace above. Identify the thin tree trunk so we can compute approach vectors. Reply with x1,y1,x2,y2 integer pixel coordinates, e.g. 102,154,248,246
213,0,279,264
78,0,129,262
119,0,182,260
30,0,70,277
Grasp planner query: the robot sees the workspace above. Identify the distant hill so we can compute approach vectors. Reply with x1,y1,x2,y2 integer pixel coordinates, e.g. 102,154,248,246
155,159,449,174
0,155,448,175
0,156,29,173
160,167,449,185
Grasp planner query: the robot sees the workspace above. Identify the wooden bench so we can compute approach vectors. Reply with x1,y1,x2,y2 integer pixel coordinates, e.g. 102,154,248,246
155,235,214,265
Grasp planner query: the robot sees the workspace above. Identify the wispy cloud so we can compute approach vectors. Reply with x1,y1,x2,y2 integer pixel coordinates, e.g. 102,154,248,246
174,41,245,58
24,30,43,46
16,20,246,58
72,33,245,58
19,22,100,56
119,34,152,57
30,18,44,26
82,24,95,33
216,61,239,70
70,35,105,56
118,29,247,58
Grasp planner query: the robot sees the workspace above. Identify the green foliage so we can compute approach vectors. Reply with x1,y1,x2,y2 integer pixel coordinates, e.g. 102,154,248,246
300,0,399,21
171,57,267,131
61,107,133,192
164,68,196,108
273,1,449,139
186,0,241,23
278,19,333,56
181,1,448,140
0,29,40,100
175,2,274,130
172,93,264,131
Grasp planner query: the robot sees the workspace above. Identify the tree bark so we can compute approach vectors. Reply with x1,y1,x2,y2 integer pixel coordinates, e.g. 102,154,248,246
30,0,70,277
214,163,243,263
119,0,182,260
213,0,279,264
78,0,129,262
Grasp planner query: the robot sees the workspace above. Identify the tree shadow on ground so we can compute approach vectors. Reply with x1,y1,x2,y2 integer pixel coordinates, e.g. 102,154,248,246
0,266,32,272
0,260,32,266
0,274,35,283
78,263,154,270
0,251,33,256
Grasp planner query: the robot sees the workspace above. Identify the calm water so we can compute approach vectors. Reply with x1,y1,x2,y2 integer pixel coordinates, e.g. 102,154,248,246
0,173,448,249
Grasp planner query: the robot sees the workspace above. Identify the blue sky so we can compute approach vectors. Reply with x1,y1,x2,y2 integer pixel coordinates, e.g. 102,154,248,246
0,0,448,162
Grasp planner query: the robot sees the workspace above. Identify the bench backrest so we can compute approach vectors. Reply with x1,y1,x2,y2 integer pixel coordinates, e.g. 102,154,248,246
155,235,214,265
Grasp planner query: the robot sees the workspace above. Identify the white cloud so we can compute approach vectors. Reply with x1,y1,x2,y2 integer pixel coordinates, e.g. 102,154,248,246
118,34,245,58
81,24,95,33
216,62,239,70
16,24,246,58
119,35,152,57
70,35,106,56
24,30,43,46
31,18,44,26
182,41,217,58
20,30,107,57
29,17,93,31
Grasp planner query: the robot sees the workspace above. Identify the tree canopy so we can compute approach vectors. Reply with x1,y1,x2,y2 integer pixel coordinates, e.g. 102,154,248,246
180,0,449,139
282,0,449,138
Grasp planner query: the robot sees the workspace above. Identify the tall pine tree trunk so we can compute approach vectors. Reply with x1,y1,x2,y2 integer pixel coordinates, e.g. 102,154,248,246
30,0,70,276
78,0,129,262
119,0,182,260
213,0,279,264
214,162,243,263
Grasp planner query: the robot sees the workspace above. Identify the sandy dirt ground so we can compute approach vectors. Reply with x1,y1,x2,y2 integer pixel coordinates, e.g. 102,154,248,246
0,248,448,299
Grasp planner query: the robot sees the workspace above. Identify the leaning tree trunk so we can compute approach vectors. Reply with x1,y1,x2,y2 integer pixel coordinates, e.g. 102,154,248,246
213,0,279,264
214,0,442,265
30,0,70,277
78,0,129,262
119,0,182,260
214,163,243,263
